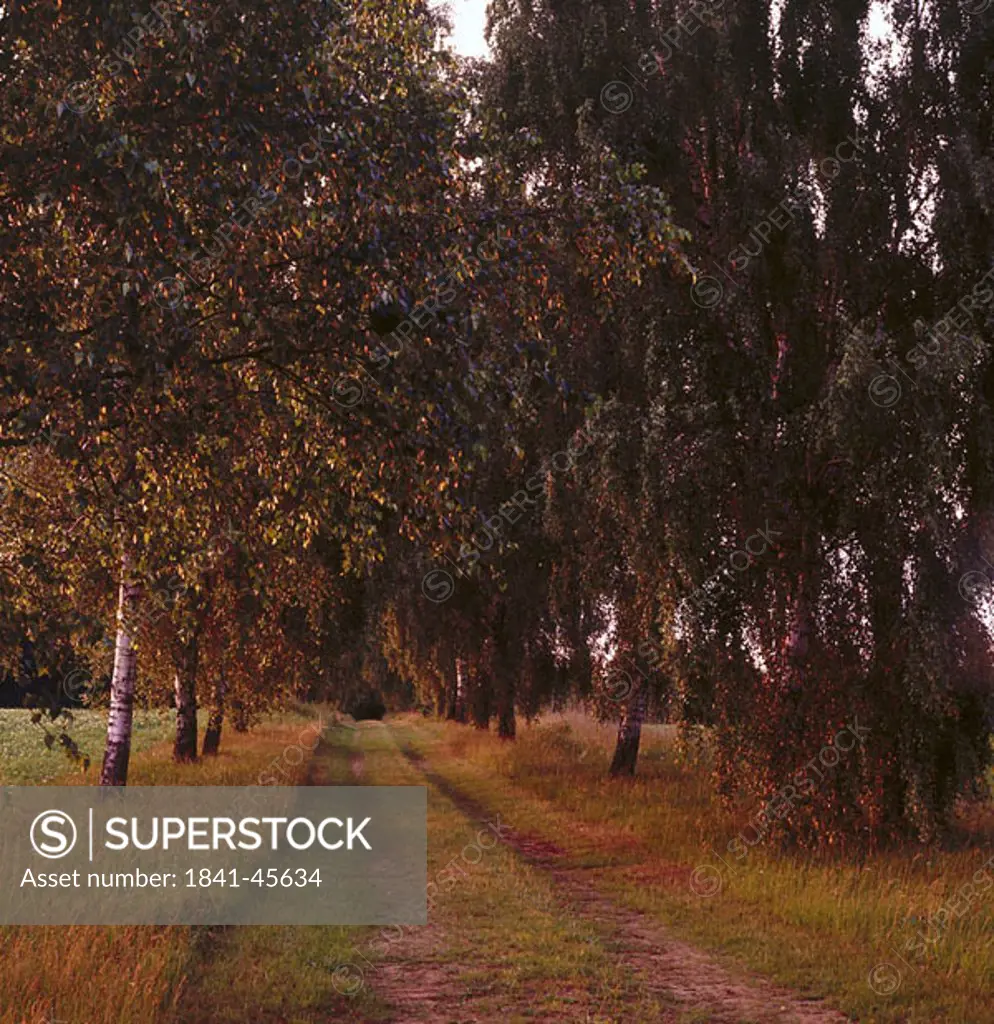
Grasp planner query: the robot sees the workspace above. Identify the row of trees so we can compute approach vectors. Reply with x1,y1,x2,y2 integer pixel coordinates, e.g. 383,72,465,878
4,0,994,850
0,0,674,779
362,0,994,850
472,0,994,847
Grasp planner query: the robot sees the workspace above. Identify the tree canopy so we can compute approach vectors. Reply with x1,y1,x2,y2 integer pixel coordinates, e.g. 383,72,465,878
3,0,994,848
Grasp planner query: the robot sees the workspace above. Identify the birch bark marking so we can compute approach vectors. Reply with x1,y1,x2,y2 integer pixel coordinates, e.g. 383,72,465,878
100,553,141,786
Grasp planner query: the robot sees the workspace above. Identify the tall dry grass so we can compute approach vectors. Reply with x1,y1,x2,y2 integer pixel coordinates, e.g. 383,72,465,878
388,711,994,1024
0,712,330,1024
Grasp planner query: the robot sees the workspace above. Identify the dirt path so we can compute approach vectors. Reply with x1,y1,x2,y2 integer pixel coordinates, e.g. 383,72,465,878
355,920,483,1024
349,745,480,1018
383,742,852,1024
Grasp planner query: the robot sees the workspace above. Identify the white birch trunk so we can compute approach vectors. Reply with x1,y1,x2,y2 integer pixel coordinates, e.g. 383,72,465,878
100,553,141,786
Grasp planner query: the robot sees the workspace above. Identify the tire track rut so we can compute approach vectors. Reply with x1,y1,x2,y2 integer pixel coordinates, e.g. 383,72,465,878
393,742,851,1024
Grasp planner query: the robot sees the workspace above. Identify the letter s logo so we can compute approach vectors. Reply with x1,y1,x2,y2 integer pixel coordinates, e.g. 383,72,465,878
30,810,78,859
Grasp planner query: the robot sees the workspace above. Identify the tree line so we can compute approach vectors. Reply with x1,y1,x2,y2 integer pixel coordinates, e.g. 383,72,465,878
3,0,994,850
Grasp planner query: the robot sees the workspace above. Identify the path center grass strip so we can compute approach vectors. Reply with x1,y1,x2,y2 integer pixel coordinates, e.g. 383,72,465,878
309,719,677,1022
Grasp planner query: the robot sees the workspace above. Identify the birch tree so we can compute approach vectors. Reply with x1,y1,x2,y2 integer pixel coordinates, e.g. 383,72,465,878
100,554,141,785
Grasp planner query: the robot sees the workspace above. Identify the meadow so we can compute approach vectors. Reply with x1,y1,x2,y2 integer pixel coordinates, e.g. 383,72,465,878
0,708,175,784
0,708,366,1024
0,708,177,786
4,709,994,1021
397,712,994,1023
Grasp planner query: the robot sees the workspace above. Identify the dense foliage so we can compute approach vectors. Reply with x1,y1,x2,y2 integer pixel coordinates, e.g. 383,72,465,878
3,0,993,848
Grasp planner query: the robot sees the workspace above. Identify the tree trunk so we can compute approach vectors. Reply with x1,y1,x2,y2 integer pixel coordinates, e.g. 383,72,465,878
100,554,141,786
609,685,647,777
469,664,491,729
444,655,459,721
785,576,814,666
202,670,226,756
454,658,467,722
232,699,249,732
173,638,199,762
494,610,516,739
497,699,516,738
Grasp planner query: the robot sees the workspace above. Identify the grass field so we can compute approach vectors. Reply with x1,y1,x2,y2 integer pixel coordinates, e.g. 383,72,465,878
0,708,176,784
0,706,367,1024
3,709,994,1022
